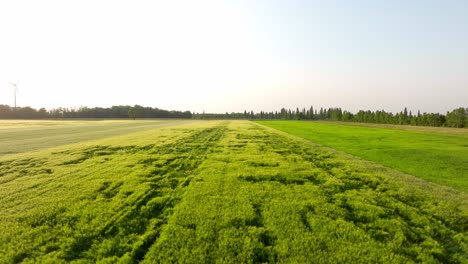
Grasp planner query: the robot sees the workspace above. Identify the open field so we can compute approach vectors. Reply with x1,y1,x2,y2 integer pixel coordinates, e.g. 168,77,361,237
257,121,468,192
0,120,467,263
313,121,468,135
0,120,196,156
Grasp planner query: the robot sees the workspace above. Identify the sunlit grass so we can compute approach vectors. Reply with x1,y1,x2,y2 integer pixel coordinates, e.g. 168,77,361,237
0,120,466,263
257,120,468,192
0,119,197,156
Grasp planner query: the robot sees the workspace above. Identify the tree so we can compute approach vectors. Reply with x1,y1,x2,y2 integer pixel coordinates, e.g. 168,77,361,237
342,111,353,121
309,106,314,119
446,108,466,128
128,107,136,120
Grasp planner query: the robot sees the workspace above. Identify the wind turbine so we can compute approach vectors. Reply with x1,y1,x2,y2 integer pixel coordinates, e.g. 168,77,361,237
9,81,19,108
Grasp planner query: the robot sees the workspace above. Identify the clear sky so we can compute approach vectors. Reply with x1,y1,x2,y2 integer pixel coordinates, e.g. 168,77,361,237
1,0,467,113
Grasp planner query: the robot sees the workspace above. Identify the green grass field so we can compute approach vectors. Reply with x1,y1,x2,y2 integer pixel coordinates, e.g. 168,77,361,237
257,120,468,192
0,120,195,156
1,120,467,263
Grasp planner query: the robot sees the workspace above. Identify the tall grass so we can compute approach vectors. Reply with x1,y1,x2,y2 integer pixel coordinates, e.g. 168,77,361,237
0,120,466,263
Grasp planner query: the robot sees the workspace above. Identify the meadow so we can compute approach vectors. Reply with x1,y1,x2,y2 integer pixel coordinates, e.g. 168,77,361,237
0,120,194,156
0,120,467,263
257,120,468,192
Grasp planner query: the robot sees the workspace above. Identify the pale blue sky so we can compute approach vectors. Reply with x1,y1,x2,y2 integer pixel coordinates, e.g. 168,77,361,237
249,0,468,64
0,0,467,113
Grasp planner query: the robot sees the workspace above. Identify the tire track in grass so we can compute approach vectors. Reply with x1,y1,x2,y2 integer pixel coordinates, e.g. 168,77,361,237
251,125,468,263
3,121,466,262
124,125,228,262
142,124,282,263
144,121,467,263
1,124,227,263
59,125,228,262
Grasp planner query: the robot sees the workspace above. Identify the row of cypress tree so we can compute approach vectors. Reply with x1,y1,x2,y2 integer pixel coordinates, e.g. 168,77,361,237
192,107,468,128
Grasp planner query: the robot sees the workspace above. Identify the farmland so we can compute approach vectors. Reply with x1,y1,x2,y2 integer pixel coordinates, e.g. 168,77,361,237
0,120,195,156
257,120,468,192
0,120,467,263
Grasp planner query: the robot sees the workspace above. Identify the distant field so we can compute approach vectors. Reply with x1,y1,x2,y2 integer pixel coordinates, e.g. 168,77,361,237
315,121,468,135
0,120,196,156
257,120,468,192
1,120,467,263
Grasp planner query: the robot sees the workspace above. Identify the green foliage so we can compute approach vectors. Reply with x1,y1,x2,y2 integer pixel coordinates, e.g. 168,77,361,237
0,104,192,119
446,108,467,128
0,121,467,263
193,106,468,128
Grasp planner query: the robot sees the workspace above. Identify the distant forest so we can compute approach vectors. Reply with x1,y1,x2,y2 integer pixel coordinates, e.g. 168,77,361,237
0,104,466,128
192,107,468,128
0,105,192,119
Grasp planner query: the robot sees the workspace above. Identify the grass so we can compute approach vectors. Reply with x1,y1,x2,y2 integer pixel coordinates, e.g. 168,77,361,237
316,121,468,135
257,120,468,192
0,120,196,156
0,120,467,263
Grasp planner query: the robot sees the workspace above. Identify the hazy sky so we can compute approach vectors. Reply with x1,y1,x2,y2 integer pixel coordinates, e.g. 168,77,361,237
1,0,467,113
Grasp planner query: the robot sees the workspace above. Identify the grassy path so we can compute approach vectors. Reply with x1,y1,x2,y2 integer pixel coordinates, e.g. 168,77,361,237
257,120,468,192
0,121,467,263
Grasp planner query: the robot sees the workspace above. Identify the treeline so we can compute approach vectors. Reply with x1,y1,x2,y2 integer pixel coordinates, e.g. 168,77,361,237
2,104,466,128
193,106,468,128
0,105,192,119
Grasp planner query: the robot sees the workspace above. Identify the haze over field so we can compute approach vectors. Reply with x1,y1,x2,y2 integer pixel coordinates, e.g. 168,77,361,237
1,0,467,113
